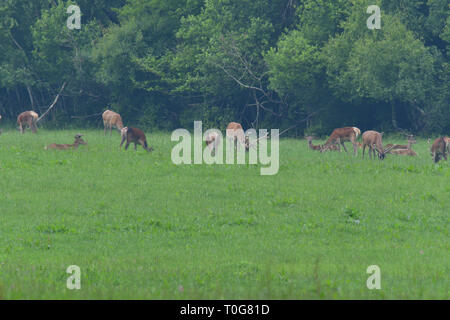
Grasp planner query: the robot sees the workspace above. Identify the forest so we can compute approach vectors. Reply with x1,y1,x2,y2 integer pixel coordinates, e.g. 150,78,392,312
0,0,448,136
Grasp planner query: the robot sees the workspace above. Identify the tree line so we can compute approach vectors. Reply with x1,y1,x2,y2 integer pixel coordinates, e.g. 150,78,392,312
0,0,448,136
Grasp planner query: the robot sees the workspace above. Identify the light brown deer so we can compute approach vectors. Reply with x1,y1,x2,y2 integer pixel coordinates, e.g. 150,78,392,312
120,127,153,152
305,136,322,151
430,137,447,163
102,110,124,136
362,131,394,160
321,127,361,155
226,122,249,150
45,134,87,150
389,137,417,156
385,134,415,151
17,111,38,134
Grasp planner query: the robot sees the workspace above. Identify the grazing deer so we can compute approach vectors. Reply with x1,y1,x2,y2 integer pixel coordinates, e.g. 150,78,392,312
120,127,153,152
430,137,447,163
321,127,361,155
45,134,87,150
305,136,322,151
362,131,394,160
226,122,249,150
205,131,221,155
102,110,124,136
17,111,38,134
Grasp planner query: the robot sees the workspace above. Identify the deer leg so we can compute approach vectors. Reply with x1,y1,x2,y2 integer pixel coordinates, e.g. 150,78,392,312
362,145,366,159
341,141,348,153
104,124,107,136
125,142,130,150
134,142,137,151
120,135,126,149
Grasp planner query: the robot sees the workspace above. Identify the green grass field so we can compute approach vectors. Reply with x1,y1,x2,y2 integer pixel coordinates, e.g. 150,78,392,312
0,129,448,299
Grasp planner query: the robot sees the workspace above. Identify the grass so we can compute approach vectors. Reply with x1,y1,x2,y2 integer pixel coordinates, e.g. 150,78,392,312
0,129,448,299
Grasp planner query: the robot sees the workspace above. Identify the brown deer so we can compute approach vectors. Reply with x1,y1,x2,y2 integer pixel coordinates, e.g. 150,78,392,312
120,127,153,152
17,111,38,134
226,122,249,150
305,136,322,151
430,137,447,163
362,131,395,160
389,137,417,156
385,134,415,151
321,127,361,155
45,134,87,150
205,131,221,155
102,110,124,136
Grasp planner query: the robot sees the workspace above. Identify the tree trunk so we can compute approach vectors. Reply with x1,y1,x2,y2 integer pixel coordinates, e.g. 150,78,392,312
391,102,398,129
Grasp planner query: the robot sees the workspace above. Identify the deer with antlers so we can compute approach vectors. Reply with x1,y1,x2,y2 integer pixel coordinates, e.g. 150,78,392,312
120,127,153,152
102,110,124,136
388,136,418,156
17,111,39,134
45,134,87,150
430,137,448,163
321,127,361,155
305,136,322,151
362,131,394,160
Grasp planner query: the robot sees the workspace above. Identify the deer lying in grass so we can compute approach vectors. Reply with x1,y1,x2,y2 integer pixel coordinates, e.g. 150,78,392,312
389,137,417,156
17,111,38,134
205,131,221,155
430,137,447,163
102,110,124,136
226,122,249,150
362,131,394,160
305,136,322,151
321,127,361,155
385,135,415,151
120,127,153,152
45,134,87,150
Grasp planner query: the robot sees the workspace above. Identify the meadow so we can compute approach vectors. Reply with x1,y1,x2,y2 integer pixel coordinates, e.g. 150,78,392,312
0,129,448,299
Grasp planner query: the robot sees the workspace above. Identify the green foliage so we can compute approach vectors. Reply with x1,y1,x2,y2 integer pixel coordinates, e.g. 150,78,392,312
0,0,448,134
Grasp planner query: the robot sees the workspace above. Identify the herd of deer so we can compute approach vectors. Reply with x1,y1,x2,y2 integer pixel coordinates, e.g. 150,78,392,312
305,126,449,163
1,111,448,163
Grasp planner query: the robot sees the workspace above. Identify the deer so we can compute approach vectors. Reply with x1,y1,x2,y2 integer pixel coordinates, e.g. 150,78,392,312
430,137,447,163
226,122,249,150
120,127,153,152
385,134,415,151
321,127,361,155
102,110,124,136
17,111,39,134
305,136,322,151
389,137,418,156
45,134,87,150
362,130,395,160
205,131,221,156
